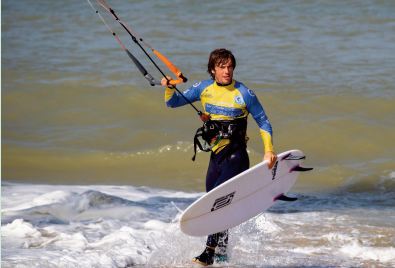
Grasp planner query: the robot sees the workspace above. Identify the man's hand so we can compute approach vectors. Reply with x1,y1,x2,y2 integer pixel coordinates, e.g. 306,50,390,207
264,151,277,169
161,76,172,87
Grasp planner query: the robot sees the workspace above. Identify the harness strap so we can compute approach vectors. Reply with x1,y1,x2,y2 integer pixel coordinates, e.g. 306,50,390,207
192,127,222,161
192,127,206,161
191,117,247,161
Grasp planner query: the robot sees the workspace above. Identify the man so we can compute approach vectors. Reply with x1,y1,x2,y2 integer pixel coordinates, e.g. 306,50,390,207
162,48,277,266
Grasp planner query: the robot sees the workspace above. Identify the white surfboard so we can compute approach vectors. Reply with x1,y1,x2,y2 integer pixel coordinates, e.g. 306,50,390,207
179,149,312,236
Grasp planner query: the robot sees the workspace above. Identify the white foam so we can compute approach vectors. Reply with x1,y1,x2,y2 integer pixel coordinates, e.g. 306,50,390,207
323,232,354,243
3,191,72,213
340,241,395,263
143,219,169,231
254,213,283,234
2,219,41,239
2,182,395,267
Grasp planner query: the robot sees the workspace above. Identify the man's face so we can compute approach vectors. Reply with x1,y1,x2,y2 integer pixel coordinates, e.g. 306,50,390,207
212,58,234,85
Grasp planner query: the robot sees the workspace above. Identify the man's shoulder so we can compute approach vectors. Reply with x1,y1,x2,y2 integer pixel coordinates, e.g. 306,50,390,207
234,80,256,99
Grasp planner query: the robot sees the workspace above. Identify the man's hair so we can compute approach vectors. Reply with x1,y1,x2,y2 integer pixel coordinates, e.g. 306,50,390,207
207,48,236,79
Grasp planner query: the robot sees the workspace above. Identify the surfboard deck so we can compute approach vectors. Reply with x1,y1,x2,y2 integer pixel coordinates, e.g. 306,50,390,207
179,149,311,236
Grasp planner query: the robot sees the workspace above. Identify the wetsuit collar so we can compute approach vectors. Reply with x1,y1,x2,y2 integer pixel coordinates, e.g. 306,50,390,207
215,80,235,87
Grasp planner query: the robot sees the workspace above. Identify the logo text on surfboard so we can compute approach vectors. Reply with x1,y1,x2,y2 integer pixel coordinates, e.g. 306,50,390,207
211,192,235,212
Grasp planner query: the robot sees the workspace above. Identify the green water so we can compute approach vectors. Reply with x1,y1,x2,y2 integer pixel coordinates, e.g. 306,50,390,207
2,0,395,192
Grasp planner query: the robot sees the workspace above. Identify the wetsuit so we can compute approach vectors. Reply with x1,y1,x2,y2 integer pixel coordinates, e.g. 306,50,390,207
165,79,274,254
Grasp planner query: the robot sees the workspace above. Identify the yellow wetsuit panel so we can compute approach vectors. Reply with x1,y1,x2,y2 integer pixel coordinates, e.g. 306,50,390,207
165,79,274,154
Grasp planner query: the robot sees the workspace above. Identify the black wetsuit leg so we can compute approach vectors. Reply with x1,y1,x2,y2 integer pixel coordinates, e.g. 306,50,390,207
205,144,249,249
205,144,249,192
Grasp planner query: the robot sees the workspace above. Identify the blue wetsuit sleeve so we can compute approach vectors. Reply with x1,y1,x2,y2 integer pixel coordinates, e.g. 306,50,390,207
165,83,203,108
242,88,273,135
238,83,274,152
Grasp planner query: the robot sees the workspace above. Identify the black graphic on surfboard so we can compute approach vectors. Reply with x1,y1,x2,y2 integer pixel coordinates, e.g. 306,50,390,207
211,192,235,211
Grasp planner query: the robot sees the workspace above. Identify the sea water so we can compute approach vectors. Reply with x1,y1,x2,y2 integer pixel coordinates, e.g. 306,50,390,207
2,182,395,267
2,0,395,267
